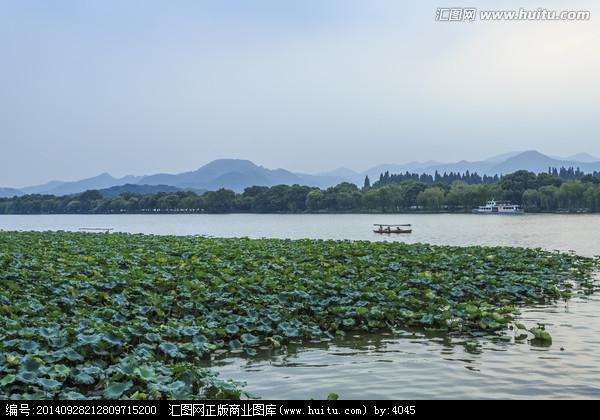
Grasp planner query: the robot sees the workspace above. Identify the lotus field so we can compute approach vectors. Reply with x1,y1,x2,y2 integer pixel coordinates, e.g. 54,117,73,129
0,231,598,399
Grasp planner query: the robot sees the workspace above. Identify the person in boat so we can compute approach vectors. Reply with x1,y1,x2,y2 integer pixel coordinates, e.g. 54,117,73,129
386,226,391,233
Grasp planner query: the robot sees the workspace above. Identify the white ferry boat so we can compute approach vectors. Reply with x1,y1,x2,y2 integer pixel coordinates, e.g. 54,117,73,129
473,200,524,214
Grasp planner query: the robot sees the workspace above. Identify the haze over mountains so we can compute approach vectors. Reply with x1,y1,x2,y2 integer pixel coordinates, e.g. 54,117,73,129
2,151,600,198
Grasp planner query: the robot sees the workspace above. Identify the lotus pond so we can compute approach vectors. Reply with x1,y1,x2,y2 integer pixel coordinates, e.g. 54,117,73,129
0,231,598,399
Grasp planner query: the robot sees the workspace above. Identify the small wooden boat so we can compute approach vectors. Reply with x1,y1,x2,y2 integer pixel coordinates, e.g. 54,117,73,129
373,224,412,234
78,227,114,234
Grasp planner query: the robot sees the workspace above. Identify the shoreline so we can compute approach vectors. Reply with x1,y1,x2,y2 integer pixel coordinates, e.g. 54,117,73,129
0,209,597,215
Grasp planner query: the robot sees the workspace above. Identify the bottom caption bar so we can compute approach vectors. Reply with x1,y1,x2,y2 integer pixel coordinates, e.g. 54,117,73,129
2,400,414,417
0,400,568,418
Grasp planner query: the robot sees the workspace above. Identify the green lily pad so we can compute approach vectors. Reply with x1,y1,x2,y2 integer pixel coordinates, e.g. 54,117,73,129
72,372,95,385
342,318,356,327
136,366,157,382
240,333,259,346
76,334,101,345
102,332,122,346
61,391,87,400
104,381,133,399
159,342,181,358
529,327,552,344
16,371,38,384
38,378,62,390
0,374,16,387
225,324,240,335
22,358,41,372
229,340,242,352
53,364,71,377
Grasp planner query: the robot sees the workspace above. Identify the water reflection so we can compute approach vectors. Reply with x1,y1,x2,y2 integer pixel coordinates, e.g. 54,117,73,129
210,290,600,399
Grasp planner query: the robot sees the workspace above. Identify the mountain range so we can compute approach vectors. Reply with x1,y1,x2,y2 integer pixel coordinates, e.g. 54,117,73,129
1,151,600,198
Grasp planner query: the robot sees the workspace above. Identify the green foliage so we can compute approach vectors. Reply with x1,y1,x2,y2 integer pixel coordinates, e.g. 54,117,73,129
500,170,539,203
363,175,371,190
528,323,553,344
417,187,445,210
0,231,598,399
2,169,600,214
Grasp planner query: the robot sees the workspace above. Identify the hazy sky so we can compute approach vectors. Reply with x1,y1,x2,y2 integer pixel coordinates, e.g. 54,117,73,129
1,0,599,186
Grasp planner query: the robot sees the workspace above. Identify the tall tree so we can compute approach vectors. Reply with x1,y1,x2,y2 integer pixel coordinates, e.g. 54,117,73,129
363,175,371,190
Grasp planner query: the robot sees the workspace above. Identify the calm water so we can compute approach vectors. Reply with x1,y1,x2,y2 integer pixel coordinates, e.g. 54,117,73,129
211,293,600,399
2,213,600,399
1,213,600,256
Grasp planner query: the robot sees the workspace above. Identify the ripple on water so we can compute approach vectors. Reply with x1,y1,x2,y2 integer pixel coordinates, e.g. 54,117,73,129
212,294,600,399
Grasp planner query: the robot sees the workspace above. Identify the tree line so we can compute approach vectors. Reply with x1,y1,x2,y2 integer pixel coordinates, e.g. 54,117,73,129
371,166,599,188
1,169,600,214
372,171,500,187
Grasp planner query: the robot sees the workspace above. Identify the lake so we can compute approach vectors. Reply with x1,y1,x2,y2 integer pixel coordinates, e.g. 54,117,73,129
2,213,600,399
1,213,600,256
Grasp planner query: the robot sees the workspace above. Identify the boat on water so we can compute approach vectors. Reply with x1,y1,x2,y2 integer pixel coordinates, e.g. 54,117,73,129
373,224,412,234
472,200,524,214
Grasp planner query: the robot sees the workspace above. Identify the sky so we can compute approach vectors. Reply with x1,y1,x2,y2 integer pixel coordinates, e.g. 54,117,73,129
1,0,599,187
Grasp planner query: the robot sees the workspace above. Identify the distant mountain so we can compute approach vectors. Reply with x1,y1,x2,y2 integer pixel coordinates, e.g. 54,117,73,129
318,167,358,177
19,173,143,196
565,152,599,163
489,150,600,175
0,187,22,198
3,159,345,196
415,160,495,176
19,180,66,195
138,159,351,191
4,151,600,197
317,167,362,183
492,150,555,174
483,151,524,163
375,151,600,178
